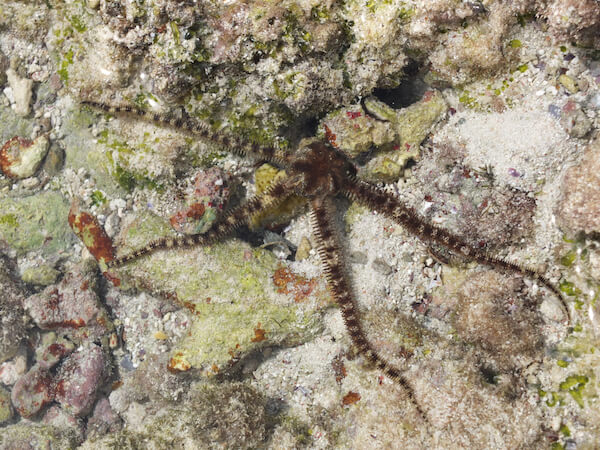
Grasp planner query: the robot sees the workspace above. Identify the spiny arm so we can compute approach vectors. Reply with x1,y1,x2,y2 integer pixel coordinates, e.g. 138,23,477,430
342,177,571,324
81,100,289,166
309,195,426,419
107,176,300,268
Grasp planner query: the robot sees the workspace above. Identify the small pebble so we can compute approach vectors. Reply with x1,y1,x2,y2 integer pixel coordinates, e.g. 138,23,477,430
295,236,312,261
372,257,393,275
558,74,579,94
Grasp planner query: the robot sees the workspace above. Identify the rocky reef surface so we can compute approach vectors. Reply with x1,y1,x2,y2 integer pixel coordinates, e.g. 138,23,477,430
1,0,600,448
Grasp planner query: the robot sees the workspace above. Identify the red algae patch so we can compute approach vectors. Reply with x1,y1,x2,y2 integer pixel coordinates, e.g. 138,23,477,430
68,200,115,267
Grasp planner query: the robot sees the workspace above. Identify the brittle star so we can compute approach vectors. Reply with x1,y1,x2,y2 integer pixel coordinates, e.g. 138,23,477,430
81,98,570,418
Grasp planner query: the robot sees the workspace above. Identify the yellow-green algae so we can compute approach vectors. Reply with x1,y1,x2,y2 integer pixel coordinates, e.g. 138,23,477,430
251,163,307,229
21,264,60,286
113,211,324,372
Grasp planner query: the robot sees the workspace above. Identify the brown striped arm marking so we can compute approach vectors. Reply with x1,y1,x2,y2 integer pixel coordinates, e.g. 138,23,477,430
342,177,571,324
107,176,299,268
309,195,426,418
81,100,289,166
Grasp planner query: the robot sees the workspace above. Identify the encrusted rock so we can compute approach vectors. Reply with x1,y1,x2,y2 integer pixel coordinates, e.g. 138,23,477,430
21,264,61,286
23,262,113,341
54,344,107,417
10,364,54,418
0,135,50,179
557,138,600,235
42,405,83,437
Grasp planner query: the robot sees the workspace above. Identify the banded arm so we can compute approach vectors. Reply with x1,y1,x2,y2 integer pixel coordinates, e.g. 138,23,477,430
342,177,570,324
309,195,425,418
107,176,300,268
82,100,289,166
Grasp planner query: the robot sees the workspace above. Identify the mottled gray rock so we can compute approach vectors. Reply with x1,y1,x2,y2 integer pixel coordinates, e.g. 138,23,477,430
0,347,27,386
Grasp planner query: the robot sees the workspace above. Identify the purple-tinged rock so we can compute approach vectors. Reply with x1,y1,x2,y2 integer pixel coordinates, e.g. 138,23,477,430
23,262,113,341
35,332,75,370
10,364,54,418
54,344,106,417
86,397,122,438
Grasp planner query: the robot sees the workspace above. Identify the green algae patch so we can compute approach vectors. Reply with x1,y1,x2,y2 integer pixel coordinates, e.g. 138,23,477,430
113,211,324,371
559,375,590,408
21,265,60,286
0,191,75,257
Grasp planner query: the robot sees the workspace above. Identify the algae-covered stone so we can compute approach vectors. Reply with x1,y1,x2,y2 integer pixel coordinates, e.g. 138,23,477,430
363,91,447,180
0,190,76,258
319,91,446,181
366,91,447,152
318,106,396,157
21,264,60,286
110,211,324,373
0,135,49,179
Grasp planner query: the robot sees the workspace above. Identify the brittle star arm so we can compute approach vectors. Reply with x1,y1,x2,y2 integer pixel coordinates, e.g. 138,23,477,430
342,177,571,324
309,195,426,418
82,100,289,166
107,176,300,268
